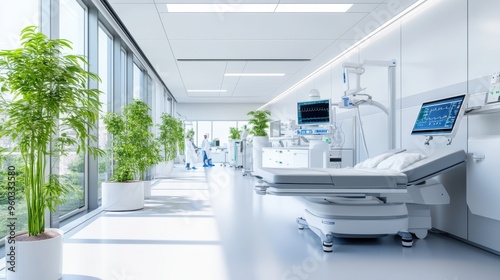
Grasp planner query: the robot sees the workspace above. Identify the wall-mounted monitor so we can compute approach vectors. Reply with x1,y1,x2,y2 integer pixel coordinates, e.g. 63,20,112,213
297,99,331,125
411,94,468,138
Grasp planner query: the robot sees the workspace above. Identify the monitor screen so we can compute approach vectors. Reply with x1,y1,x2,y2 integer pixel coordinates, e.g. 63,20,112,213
297,99,331,125
411,94,467,137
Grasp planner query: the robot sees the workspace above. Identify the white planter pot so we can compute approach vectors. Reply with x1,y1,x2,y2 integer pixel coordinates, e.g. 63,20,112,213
102,181,144,211
5,228,63,280
155,161,174,178
252,136,269,174
144,180,152,198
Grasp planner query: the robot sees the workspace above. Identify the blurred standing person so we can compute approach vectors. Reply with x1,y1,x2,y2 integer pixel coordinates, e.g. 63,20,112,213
201,133,215,167
185,135,198,170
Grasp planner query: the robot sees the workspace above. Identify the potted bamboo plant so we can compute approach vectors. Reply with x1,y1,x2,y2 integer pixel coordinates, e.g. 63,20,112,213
247,110,271,172
157,113,184,177
0,26,103,280
102,99,158,209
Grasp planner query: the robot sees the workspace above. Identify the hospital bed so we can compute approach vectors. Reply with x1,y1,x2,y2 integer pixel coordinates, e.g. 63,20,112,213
254,149,466,252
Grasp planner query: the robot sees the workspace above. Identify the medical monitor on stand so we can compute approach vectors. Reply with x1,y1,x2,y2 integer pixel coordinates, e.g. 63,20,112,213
411,94,468,143
297,99,332,125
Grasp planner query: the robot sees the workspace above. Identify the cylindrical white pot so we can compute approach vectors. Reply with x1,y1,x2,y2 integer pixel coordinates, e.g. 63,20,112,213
5,228,63,280
102,181,144,211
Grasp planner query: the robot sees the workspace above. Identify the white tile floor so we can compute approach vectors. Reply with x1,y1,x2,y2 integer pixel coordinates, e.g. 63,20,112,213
61,165,500,280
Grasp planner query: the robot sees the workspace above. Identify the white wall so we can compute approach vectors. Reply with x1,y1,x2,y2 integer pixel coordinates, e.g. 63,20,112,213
267,0,500,253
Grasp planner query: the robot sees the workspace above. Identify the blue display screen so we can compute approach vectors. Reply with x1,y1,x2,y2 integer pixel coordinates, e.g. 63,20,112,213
411,95,465,135
297,99,331,125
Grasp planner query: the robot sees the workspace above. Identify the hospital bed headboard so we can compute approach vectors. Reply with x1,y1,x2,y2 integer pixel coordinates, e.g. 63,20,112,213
402,149,466,184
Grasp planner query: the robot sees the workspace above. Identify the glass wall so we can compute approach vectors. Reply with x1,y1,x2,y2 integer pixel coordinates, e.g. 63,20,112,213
58,0,87,218
196,121,211,147
213,121,237,147
120,49,127,107
1,0,175,225
190,121,248,147
97,25,113,204
133,62,142,100
0,0,40,237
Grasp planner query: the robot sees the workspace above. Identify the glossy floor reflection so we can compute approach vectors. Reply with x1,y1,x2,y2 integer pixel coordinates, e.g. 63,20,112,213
61,165,500,280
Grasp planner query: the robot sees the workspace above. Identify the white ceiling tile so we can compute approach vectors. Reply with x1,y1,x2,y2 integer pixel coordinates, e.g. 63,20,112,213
280,0,385,3
169,40,333,60
137,39,178,78
160,13,366,40
155,0,279,3
111,4,167,40
340,1,418,40
111,0,419,104
178,61,227,85
186,92,220,97
232,84,282,97
242,61,308,73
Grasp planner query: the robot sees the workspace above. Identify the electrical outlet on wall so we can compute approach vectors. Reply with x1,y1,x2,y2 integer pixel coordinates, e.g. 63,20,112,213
487,72,500,104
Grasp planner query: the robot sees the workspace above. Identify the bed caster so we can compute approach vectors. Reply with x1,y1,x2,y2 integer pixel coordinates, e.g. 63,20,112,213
296,217,308,230
322,241,333,252
399,231,413,248
401,237,413,247
412,229,428,239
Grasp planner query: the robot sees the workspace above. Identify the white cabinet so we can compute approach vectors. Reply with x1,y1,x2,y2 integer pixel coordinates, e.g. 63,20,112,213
262,148,353,168
262,148,308,168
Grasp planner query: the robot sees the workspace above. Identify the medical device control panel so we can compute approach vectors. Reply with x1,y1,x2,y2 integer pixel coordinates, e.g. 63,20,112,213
295,128,330,135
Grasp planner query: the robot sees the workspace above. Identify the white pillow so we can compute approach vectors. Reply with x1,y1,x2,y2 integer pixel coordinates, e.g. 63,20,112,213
354,152,396,169
376,153,425,171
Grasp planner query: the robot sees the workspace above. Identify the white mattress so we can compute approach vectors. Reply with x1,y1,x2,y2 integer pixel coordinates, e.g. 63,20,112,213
256,149,466,189
257,168,407,189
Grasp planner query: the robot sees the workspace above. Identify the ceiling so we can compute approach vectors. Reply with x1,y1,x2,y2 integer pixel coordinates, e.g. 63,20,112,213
107,0,419,104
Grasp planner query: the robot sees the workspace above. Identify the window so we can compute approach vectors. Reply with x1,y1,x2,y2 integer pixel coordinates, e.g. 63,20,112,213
133,62,143,100
0,0,38,238
212,121,237,147
121,49,127,106
196,121,211,147
58,0,87,218
97,25,113,204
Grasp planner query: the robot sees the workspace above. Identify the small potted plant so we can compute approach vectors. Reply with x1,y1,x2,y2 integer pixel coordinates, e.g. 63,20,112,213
229,127,241,140
247,110,271,172
102,99,158,209
0,26,103,280
157,113,184,177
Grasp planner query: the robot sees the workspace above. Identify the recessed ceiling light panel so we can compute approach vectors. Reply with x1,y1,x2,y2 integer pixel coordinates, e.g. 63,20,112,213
166,4,353,13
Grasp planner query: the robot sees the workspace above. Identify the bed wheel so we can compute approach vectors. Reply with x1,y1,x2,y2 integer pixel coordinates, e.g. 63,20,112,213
296,217,308,230
401,237,413,247
322,241,333,253
413,229,428,239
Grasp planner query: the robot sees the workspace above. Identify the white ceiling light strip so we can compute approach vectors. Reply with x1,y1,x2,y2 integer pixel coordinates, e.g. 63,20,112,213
259,0,428,109
166,4,353,13
275,4,353,13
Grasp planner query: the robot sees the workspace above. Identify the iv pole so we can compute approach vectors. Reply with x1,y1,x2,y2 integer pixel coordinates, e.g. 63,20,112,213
340,60,397,159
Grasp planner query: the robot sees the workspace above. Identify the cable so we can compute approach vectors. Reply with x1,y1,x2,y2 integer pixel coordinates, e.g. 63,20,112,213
356,106,370,159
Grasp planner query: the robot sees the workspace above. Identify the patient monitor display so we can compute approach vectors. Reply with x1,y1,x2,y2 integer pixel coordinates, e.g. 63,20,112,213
411,94,467,137
297,99,331,125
